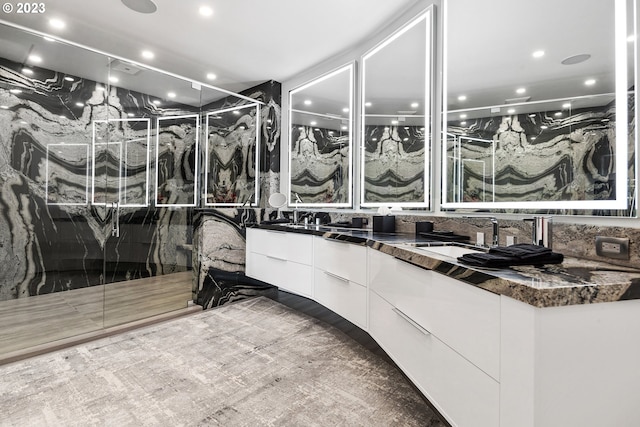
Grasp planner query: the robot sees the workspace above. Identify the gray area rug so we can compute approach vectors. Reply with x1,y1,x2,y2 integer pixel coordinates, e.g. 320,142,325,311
0,297,445,426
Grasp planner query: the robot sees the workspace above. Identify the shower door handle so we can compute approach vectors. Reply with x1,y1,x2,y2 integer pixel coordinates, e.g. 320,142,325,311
111,202,120,237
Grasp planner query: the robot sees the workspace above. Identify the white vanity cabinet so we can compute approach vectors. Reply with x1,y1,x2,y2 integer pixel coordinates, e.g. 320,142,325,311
313,237,367,329
245,228,313,297
368,248,500,427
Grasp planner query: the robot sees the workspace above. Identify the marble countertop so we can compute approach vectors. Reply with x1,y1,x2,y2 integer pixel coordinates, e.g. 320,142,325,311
254,223,640,308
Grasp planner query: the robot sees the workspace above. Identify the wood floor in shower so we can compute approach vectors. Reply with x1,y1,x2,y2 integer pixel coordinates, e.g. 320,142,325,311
0,271,196,364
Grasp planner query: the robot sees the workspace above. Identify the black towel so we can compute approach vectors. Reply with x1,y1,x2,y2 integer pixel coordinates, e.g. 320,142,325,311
458,244,563,268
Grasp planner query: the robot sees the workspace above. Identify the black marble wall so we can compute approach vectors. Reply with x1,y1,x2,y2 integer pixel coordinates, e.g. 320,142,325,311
193,81,282,308
0,56,197,300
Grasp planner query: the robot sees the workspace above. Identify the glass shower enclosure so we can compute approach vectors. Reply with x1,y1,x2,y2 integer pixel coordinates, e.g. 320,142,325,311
0,22,258,358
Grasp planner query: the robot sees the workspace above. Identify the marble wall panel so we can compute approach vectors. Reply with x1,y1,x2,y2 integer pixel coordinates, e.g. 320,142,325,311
0,57,194,301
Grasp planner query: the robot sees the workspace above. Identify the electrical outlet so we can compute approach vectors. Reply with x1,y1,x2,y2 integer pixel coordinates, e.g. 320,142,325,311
595,236,629,260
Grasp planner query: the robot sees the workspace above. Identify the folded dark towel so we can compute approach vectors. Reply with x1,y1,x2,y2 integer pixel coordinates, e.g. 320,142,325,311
489,243,552,259
457,245,564,268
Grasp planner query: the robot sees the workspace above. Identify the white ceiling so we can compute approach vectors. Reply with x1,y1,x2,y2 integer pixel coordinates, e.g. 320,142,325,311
0,0,421,94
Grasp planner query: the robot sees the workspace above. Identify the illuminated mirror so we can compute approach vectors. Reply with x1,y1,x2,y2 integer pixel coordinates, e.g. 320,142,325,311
442,0,636,215
288,63,354,207
361,9,433,208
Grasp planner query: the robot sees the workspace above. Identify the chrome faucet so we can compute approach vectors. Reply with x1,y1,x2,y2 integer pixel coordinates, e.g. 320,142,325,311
490,217,499,247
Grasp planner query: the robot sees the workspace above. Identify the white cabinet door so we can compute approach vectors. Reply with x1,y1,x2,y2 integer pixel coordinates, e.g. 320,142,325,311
370,290,499,427
245,228,313,297
314,237,367,284
314,268,366,328
368,248,500,380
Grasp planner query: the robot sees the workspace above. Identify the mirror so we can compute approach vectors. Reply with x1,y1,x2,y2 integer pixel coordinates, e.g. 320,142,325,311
361,9,433,208
442,0,636,215
288,63,354,207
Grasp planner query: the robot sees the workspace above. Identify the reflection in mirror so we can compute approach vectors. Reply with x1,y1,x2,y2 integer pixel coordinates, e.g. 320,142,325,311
156,114,199,206
92,118,151,207
289,63,354,207
46,143,90,206
442,0,636,215
361,9,432,208
204,104,260,206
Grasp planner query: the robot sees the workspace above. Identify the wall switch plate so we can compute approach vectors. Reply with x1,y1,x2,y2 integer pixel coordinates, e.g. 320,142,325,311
506,236,517,246
476,232,485,246
595,236,630,260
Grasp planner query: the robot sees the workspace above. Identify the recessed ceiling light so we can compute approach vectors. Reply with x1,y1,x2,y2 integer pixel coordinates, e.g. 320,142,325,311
341,125,348,130
22,68,33,75
109,76,119,83
391,120,399,125
141,50,154,60
410,102,419,108
121,0,157,14
457,95,467,101
152,100,160,105
532,50,545,58
199,5,213,16
206,72,217,80
304,100,312,105
49,18,66,29
9,89,22,94
507,108,516,114
64,76,74,81
460,121,467,125
516,87,526,94
342,107,349,113
365,102,372,107
562,103,572,109
167,92,176,98
584,78,596,86
561,54,591,65
310,121,317,126
28,54,42,63
75,102,84,107
128,113,135,117
43,36,56,42
554,112,562,117
460,114,467,119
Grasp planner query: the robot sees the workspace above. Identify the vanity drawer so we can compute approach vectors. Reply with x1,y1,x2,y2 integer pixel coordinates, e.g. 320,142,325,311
247,228,313,265
368,248,500,380
314,237,367,285
314,268,367,329
246,252,313,297
369,290,499,427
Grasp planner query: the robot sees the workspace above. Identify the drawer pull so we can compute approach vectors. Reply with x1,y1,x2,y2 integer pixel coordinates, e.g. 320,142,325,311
323,270,349,283
266,255,287,262
392,307,431,336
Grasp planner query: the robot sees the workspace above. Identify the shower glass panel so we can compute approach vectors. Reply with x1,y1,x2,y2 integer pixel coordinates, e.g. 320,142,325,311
101,67,199,328
0,23,110,356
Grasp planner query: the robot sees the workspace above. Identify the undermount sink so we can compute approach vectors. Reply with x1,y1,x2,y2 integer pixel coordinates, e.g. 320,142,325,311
410,242,486,259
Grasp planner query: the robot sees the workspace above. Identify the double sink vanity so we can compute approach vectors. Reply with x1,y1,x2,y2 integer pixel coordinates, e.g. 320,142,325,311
245,223,640,427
